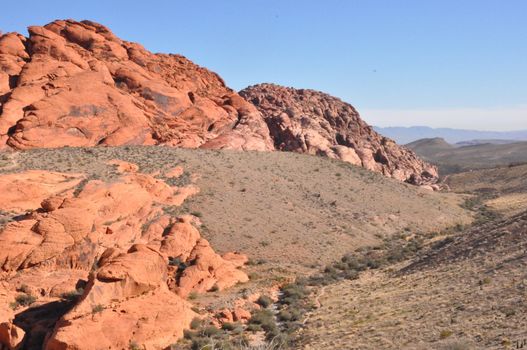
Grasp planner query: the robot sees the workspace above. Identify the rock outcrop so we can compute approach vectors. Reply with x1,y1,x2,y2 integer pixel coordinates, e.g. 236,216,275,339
0,20,438,184
0,20,273,151
240,84,438,184
0,163,249,349
0,170,83,212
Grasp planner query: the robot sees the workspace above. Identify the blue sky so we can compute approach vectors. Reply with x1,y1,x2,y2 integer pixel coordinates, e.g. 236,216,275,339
1,0,526,130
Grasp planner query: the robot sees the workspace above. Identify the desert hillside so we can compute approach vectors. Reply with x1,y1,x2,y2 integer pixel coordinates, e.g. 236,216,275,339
0,20,437,184
298,164,527,349
445,163,527,217
0,147,470,349
0,13,523,350
0,147,468,268
407,138,527,174
300,210,527,349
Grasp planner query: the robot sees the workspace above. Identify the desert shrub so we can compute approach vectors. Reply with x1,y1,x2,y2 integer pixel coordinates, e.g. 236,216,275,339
184,321,250,350
202,326,221,337
277,310,293,322
246,258,267,266
129,341,141,350
280,284,307,305
249,309,277,334
221,322,236,331
92,304,104,314
190,317,202,330
168,257,187,268
10,293,37,310
248,272,260,280
256,295,274,308
17,284,31,294
440,330,453,339
246,323,263,332
61,288,84,302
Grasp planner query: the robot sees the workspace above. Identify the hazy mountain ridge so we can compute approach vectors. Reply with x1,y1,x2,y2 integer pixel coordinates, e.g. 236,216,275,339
374,126,527,144
407,137,527,174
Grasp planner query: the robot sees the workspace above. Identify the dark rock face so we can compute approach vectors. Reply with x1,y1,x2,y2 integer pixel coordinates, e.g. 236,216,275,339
240,84,438,185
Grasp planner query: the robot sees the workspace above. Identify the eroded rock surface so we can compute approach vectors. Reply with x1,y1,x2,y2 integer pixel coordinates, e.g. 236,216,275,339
0,19,438,185
240,84,438,184
0,20,273,151
0,163,248,349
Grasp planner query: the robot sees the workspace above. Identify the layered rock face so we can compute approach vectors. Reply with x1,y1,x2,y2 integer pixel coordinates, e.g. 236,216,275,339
240,84,438,184
0,20,273,150
0,162,248,349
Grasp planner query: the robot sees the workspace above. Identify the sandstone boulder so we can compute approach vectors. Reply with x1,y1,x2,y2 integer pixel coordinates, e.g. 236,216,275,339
0,164,249,349
45,246,196,350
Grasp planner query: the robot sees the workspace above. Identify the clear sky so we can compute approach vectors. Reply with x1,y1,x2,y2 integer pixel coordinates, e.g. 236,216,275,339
1,0,525,130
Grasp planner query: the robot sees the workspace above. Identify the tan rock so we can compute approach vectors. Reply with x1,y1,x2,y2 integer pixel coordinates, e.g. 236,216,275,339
233,307,252,323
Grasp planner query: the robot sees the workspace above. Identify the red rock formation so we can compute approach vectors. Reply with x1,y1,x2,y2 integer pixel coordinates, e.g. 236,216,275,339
0,20,437,183
0,20,273,151
0,171,83,212
0,164,249,349
240,84,438,184
45,245,196,350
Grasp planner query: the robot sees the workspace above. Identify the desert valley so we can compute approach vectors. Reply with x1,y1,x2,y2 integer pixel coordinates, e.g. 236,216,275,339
0,16,525,350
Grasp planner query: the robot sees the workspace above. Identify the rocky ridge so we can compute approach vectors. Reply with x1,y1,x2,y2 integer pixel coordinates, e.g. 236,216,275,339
0,19,273,151
240,84,438,185
0,19,437,184
0,161,249,349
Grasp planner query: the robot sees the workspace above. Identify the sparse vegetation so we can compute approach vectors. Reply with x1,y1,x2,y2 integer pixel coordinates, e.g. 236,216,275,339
92,304,104,314
182,321,251,350
10,293,37,310
129,341,141,350
61,288,85,302
256,295,273,308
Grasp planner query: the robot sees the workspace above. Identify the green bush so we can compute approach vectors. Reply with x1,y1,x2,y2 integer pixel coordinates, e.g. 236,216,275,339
249,309,277,333
246,323,262,332
202,326,221,337
92,304,104,314
256,295,274,308
10,293,37,310
190,317,202,330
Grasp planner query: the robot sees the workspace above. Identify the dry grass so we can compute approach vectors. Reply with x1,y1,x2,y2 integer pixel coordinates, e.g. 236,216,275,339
0,146,470,273
300,211,527,349
0,146,478,349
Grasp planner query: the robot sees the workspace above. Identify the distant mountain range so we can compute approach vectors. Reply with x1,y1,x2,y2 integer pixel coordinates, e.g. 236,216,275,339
406,137,527,174
374,126,527,144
